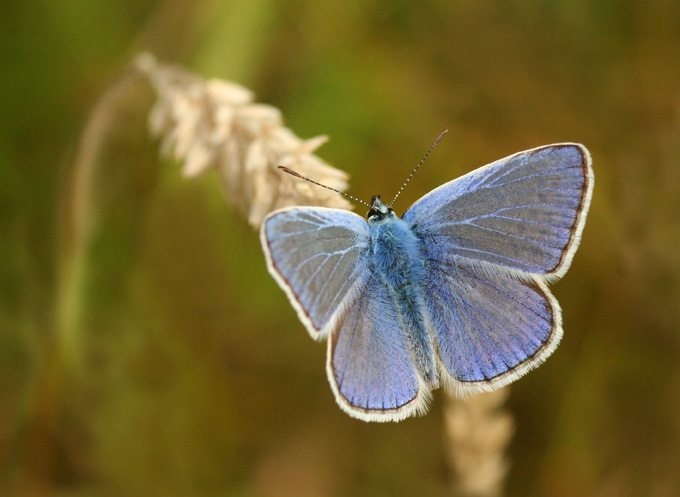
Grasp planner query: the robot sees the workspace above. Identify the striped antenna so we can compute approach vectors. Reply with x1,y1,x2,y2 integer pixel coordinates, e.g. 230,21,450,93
389,128,448,208
278,166,371,208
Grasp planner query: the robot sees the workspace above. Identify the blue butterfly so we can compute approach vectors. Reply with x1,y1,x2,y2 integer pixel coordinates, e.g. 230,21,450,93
260,138,593,422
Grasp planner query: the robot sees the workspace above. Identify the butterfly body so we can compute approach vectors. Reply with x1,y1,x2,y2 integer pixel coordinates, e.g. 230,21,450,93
367,195,438,389
261,143,593,422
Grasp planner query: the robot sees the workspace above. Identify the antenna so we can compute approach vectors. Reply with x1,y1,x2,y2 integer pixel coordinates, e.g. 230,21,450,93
388,128,448,208
278,166,371,208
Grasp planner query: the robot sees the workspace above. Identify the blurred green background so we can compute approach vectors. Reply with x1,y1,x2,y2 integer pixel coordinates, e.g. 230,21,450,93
2,1,679,496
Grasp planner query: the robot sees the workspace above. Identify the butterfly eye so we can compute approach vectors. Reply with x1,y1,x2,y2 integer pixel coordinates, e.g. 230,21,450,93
367,206,394,223
367,208,383,222
367,195,394,222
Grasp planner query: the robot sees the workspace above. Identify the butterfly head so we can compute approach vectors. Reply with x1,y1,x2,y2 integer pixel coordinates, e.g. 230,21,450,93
367,195,395,224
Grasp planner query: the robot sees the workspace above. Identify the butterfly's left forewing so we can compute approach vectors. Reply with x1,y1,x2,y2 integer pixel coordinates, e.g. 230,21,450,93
261,207,371,339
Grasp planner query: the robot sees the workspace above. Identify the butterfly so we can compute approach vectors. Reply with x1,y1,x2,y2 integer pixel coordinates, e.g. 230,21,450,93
260,136,593,422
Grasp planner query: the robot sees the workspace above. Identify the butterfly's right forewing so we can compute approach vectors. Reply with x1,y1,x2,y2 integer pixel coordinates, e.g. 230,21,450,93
403,144,593,279
261,207,371,339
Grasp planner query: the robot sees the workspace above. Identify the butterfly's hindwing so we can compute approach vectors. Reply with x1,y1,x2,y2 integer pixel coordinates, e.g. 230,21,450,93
421,256,561,393
327,273,430,422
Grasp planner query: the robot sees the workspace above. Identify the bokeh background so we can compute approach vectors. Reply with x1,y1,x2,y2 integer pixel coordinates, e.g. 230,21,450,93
2,1,680,496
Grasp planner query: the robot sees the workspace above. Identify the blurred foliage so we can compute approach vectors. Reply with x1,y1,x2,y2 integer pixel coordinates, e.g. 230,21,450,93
1,0,680,496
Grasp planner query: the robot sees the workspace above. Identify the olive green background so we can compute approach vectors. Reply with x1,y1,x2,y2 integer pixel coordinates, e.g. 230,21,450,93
1,1,679,496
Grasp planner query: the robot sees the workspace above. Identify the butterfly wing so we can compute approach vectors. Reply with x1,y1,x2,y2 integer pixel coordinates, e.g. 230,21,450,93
261,207,371,339
327,272,429,422
403,144,593,278
422,259,560,393
403,144,592,391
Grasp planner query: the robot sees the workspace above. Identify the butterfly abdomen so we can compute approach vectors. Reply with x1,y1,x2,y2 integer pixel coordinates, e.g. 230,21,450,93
369,217,438,388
